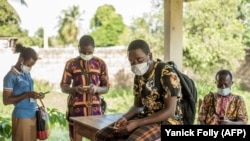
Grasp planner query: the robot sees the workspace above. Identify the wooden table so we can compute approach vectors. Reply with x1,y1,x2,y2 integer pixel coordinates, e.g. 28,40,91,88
70,113,123,141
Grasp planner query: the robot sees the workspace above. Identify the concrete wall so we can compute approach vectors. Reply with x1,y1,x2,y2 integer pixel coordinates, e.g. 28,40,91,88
0,46,131,91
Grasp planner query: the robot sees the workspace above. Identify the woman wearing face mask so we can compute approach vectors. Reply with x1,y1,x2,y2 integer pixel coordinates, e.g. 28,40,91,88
60,35,110,141
95,39,182,141
3,43,45,141
198,69,248,125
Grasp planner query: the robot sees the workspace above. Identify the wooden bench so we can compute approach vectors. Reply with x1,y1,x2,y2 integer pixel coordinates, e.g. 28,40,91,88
70,113,123,141
70,113,161,141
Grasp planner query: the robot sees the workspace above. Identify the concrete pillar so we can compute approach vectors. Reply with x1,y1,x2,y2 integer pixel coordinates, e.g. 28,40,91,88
43,27,49,49
164,0,183,70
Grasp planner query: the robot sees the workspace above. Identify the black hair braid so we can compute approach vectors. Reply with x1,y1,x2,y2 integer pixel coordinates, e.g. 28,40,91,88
14,43,25,54
14,43,38,62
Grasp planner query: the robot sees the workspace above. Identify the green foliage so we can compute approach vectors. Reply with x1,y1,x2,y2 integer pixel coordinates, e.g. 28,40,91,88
47,126,69,141
113,68,133,89
0,117,11,140
243,29,250,47
183,0,245,75
33,79,53,93
0,94,13,140
47,108,67,129
239,0,250,47
0,24,24,36
48,36,64,47
195,78,216,100
90,4,125,47
0,0,20,25
0,0,43,47
122,15,164,57
103,88,133,114
57,5,82,47
0,25,43,47
119,0,164,58
29,27,44,47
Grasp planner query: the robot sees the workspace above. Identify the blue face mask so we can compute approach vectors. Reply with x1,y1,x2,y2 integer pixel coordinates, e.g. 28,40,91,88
217,87,231,96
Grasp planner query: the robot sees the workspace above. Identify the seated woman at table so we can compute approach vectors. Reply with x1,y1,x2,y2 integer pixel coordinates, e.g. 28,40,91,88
95,39,182,141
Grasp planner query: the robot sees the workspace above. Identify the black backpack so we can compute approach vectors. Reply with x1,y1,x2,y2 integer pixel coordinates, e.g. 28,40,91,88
156,59,198,125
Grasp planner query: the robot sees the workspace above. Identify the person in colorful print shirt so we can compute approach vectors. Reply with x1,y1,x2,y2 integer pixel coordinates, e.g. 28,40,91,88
60,35,110,141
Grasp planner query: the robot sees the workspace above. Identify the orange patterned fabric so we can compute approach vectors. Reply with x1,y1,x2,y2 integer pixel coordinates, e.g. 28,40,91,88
95,60,182,141
198,93,248,125
134,61,182,124
60,56,110,140
95,118,161,141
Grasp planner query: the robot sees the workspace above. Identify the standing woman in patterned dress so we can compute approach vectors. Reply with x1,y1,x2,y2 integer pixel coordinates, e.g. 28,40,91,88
60,35,110,141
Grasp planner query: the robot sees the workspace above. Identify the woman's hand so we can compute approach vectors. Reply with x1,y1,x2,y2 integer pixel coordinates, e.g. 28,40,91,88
28,91,45,99
38,92,45,99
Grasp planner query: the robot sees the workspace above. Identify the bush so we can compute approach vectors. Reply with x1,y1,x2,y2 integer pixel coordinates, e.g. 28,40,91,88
0,117,11,140
113,68,133,89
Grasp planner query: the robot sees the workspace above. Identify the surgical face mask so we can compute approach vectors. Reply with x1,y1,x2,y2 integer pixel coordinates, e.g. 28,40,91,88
217,87,231,96
21,64,31,73
131,61,150,76
80,53,93,61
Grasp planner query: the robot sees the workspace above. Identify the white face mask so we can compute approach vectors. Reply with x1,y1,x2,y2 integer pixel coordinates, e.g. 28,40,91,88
217,87,231,96
80,53,93,61
21,64,32,73
131,61,150,76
